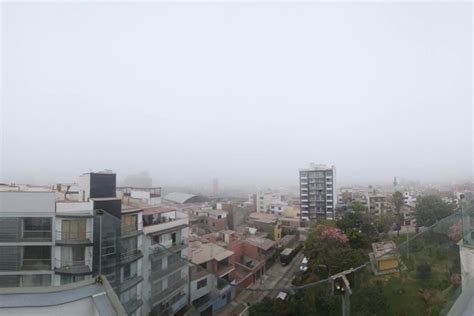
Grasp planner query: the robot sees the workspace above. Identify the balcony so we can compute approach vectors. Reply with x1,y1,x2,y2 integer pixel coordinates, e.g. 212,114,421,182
55,231,93,246
123,297,143,315
149,239,188,260
54,258,92,275
150,260,188,279
0,231,53,243
216,264,234,278
143,212,188,237
119,249,143,265
121,225,143,239
21,259,51,271
150,278,187,305
171,293,188,313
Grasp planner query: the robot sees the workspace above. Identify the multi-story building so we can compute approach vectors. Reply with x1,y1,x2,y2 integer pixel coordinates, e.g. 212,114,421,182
142,207,189,316
256,190,273,213
367,193,391,217
57,171,145,316
299,164,336,221
188,239,235,315
54,200,95,285
0,186,56,288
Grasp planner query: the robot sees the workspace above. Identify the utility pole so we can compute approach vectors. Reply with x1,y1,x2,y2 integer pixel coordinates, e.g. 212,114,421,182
332,273,353,316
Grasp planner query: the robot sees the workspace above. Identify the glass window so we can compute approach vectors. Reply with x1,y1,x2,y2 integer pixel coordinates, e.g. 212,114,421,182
22,246,51,270
122,215,137,234
23,218,52,239
197,278,207,289
168,270,181,285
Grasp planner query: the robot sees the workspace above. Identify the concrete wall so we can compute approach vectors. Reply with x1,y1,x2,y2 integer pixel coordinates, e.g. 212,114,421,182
0,192,55,215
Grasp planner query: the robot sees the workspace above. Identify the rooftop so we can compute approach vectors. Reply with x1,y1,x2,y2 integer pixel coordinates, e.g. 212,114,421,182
245,236,276,251
142,206,176,216
188,241,234,265
372,241,398,259
0,276,125,316
249,212,279,224
164,192,198,204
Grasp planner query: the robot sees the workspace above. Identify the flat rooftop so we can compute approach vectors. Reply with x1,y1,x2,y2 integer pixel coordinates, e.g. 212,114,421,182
189,241,234,264
0,276,125,316
372,241,397,259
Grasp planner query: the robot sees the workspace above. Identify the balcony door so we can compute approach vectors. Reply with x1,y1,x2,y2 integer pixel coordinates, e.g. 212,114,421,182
62,219,86,240
61,246,85,266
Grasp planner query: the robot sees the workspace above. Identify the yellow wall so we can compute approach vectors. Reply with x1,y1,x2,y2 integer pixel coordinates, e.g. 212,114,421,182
283,206,299,219
378,258,399,271
274,222,282,241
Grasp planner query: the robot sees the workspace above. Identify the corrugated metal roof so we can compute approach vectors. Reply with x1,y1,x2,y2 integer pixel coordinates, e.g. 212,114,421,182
164,192,197,204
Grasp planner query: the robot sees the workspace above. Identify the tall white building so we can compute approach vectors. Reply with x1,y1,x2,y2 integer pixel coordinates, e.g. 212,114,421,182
299,164,337,221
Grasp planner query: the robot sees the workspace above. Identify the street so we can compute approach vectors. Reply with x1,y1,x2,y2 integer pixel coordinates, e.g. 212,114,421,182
218,251,305,316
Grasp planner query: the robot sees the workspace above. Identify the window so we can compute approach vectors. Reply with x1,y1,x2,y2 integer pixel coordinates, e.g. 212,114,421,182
22,246,51,270
168,270,181,285
168,251,181,266
122,215,137,235
120,286,138,304
23,218,52,239
60,275,84,285
123,261,138,281
61,219,86,240
197,278,207,289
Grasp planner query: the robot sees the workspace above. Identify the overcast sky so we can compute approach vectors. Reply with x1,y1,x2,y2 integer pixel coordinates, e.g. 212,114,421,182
1,2,472,187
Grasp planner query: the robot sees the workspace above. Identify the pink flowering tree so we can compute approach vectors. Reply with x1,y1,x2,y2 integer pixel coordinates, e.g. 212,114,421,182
304,224,365,275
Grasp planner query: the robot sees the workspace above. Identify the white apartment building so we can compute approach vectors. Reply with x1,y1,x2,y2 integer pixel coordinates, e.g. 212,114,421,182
0,187,56,288
299,164,337,221
141,207,190,316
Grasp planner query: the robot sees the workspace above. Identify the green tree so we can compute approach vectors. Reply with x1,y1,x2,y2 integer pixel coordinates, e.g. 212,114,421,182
392,191,404,215
336,212,364,232
352,280,389,316
351,202,366,213
374,213,396,234
347,229,369,249
249,298,276,316
414,195,456,227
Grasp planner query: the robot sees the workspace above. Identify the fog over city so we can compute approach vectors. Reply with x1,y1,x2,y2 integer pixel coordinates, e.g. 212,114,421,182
1,2,472,188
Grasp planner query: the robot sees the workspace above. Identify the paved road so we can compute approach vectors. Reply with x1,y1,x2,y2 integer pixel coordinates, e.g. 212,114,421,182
218,251,304,316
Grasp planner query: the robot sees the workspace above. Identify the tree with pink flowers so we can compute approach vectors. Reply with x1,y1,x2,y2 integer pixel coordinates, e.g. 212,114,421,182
304,224,366,275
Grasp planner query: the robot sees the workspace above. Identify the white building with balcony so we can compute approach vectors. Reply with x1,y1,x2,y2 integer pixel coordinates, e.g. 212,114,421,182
141,207,190,316
0,187,56,288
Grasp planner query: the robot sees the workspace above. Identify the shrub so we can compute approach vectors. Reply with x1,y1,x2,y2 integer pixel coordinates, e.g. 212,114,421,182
417,263,432,281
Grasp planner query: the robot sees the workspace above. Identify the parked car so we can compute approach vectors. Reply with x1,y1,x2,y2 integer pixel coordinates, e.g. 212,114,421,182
299,257,308,272
276,291,288,300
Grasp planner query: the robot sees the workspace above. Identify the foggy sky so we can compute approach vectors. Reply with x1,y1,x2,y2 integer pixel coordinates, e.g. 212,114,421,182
1,2,472,187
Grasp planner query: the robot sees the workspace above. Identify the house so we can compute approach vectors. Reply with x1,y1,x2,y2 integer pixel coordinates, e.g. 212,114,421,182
247,212,282,241
369,241,399,274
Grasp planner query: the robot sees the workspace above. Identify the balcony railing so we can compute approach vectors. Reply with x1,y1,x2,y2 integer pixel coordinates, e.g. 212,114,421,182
149,239,188,259
123,297,143,315
21,259,51,271
54,258,92,274
119,249,143,264
55,231,93,244
216,264,234,277
150,278,187,305
150,260,188,279
121,225,142,238
0,231,52,242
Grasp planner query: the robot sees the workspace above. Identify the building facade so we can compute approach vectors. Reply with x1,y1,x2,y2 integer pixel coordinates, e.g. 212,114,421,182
299,164,336,221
